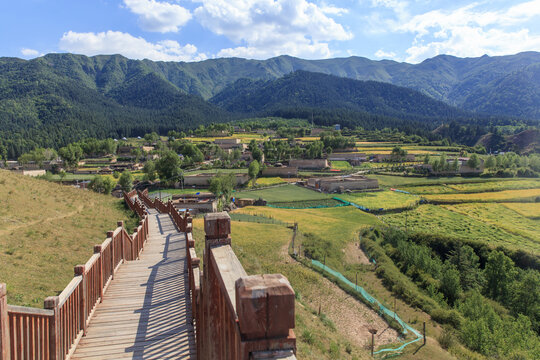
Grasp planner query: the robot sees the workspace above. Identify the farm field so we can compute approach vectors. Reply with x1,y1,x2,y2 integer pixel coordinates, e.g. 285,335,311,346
424,188,540,203
400,179,540,195
235,184,329,202
329,160,353,170
502,202,540,219
443,203,540,243
338,190,419,211
381,204,540,253
251,176,286,187
192,215,451,359
368,174,494,188
0,170,138,307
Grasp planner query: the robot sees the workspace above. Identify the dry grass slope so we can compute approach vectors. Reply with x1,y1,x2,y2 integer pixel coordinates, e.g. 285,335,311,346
0,170,137,307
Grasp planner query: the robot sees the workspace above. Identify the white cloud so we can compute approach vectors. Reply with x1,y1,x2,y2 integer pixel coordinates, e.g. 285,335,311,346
21,48,39,57
194,0,352,59
394,1,540,62
59,31,206,61
123,0,192,33
374,49,397,59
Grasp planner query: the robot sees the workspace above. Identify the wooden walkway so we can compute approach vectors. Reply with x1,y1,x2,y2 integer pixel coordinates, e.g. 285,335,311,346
72,209,195,359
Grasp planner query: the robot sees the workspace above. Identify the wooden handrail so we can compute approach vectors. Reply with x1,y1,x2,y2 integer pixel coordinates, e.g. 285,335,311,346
0,192,151,360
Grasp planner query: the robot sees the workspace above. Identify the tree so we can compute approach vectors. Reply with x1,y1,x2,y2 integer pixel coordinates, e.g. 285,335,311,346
484,251,517,304
155,150,182,183
452,158,460,173
440,263,462,305
511,270,540,331
467,153,480,169
251,147,264,163
485,156,496,172
118,171,133,192
59,143,83,168
423,154,430,164
59,170,67,184
391,146,407,163
89,176,114,195
209,173,236,211
248,160,260,187
448,245,484,291
144,132,160,143
0,143,7,166
143,160,157,181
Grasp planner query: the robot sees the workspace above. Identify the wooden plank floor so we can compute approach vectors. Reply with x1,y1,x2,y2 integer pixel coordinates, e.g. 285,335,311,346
72,209,195,359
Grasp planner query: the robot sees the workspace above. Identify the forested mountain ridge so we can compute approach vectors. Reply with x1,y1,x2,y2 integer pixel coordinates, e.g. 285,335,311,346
0,56,231,157
210,70,468,122
4,51,538,119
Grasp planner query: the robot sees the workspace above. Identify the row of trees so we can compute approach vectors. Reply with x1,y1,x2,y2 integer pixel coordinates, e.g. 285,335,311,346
382,228,540,357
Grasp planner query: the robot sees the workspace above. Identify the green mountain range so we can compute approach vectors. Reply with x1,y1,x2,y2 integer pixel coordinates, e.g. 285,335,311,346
0,52,539,157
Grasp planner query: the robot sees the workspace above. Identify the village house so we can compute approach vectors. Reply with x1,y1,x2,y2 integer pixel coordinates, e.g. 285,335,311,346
214,138,247,152
307,175,379,193
261,166,298,177
289,159,329,170
172,193,218,213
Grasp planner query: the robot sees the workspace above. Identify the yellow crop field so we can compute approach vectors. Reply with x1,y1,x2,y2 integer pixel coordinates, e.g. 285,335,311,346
251,177,286,187
424,188,540,203
447,179,540,193
0,170,138,306
236,206,380,245
382,204,540,253
502,202,540,219
338,190,419,211
443,203,540,243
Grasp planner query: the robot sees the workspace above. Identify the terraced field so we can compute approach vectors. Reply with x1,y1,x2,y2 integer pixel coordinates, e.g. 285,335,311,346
381,204,540,253
235,184,329,202
424,188,540,203
338,190,419,211
502,202,540,219
444,203,540,243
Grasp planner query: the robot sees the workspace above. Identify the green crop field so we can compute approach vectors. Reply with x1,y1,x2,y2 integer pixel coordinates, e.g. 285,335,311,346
338,190,419,211
443,203,540,243
447,179,540,193
235,184,330,202
369,174,493,188
329,160,353,171
382,204,540,253
424,188,540,203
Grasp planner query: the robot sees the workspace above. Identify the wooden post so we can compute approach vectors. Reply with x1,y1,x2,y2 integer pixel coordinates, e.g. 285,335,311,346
44,296,60,360
371,332,374,356
355,272,358,290
117,221,124,261
0,283,10,360
94,245,104,302
423,322,426,345
394,298,396,320
107,231,115,279
74,265,87,335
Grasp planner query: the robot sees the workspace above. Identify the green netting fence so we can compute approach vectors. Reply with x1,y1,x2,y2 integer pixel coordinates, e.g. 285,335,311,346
311,260,423,356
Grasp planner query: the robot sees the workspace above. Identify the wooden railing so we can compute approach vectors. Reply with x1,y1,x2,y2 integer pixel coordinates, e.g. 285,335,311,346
0,193,149,360
196,213,296,359
133,189,296,359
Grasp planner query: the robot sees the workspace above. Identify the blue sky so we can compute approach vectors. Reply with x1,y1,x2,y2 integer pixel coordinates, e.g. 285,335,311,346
2,0,540,63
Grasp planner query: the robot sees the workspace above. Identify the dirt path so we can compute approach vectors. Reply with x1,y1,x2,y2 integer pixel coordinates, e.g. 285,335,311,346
344,242,372,265
0,203,86,236
282,244,400,348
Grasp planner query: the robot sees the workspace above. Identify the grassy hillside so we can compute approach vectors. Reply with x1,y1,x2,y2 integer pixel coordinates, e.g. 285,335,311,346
0,170,138,307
